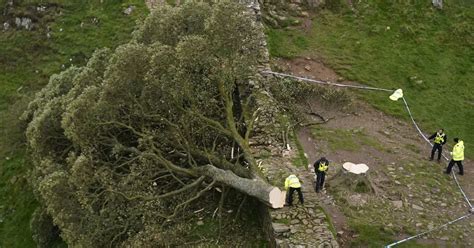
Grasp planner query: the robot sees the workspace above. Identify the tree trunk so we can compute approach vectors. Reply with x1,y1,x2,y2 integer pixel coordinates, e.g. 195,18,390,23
197,164,285,208
328,163,374,194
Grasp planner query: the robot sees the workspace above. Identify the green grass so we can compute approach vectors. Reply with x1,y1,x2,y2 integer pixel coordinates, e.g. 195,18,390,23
404,143,422,154
350,221,435,248
311,127,383,152
266,1,474,158
0,155,37,248
275,218,290,225
311,127,358,151
0,1,148,246
317,206,337,238
0,0,148,108
349,222,393,247
291,130,309,168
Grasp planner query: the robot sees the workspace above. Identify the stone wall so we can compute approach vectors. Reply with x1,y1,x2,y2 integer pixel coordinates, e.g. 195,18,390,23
261,0,325,27
144,1,339,246
243,2,339,246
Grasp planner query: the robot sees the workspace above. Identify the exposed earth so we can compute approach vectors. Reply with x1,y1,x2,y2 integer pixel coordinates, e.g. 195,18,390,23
273,57,473,247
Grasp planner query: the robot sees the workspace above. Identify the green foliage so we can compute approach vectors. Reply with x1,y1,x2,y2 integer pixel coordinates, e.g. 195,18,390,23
24,2,264,246
0,1,146,246
30,207,60,248
291,131,309,168
269,78,315,105
269,78,351,122
266,2,474,157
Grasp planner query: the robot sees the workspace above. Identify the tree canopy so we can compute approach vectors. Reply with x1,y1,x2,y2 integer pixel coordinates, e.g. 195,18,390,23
23,2,276,246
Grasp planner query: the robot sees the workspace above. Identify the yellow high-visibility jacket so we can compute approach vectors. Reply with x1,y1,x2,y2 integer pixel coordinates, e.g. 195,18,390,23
452,140,464,161
284,175,301,190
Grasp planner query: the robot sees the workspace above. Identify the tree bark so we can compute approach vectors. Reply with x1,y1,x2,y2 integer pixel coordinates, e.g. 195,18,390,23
197,164,285,208
328,164,375,194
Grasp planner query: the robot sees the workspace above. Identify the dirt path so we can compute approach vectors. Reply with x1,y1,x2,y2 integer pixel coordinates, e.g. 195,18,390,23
276,57,474,247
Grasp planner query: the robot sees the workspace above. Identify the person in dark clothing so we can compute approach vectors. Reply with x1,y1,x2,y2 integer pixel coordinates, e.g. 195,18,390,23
313,157,329,193
428,129,447,162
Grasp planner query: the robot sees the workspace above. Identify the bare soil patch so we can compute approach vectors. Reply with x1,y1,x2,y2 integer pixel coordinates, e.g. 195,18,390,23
281,57,474,247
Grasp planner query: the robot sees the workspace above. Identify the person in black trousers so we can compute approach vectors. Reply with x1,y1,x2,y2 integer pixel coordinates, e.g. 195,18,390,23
313,157,329,193
428,129,447,162
284,174,304,206
446,138,465,175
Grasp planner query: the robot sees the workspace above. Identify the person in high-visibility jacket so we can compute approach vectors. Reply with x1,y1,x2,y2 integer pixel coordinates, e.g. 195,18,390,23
284,174,304,206
313,157,329,193
428,129,447,162
446,138,464,175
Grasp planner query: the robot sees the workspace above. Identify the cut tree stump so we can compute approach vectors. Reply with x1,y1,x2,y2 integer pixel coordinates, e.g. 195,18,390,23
328,162,375,194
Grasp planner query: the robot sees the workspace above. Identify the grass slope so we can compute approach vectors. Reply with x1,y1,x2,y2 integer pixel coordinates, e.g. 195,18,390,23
266,1,474,157
0,1,147,246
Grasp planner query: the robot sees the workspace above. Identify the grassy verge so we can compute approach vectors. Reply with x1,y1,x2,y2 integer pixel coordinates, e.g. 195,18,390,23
266,1,474,158
310,126,383,152
317,206,337,238
291,130,309,168
0,1,148,246
0,155,37,248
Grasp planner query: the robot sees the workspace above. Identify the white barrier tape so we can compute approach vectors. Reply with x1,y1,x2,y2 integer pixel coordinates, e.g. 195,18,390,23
401,97,431,144
452,172,473,209
440,153,472,208
266,71,472,208
402,97,472,208
385,213,472,248
263,70,473,245
261,70,393,92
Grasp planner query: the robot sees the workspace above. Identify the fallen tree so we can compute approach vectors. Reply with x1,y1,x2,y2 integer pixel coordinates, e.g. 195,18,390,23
23,2,282,247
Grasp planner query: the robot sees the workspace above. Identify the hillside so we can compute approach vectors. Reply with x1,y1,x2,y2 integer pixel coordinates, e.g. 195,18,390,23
1,1,269,247
0,1,147,246
0,1,473,247
264,1,474,247
267,0,474,158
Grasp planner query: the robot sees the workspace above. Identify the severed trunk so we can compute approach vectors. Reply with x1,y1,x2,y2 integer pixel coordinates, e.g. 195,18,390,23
197,164,285,208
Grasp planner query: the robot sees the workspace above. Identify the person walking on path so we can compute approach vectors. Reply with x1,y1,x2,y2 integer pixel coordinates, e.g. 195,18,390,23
284,174,304,206
446,138,464,175
313,157,329,193
429,129,447,162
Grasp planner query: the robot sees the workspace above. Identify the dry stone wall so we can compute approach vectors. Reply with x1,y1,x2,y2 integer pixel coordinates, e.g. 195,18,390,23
237,1,340,247
144,1,339,247
262,0,324,27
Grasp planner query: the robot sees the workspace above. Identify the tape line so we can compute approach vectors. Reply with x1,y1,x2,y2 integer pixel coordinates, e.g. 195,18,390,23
262,70,473,246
